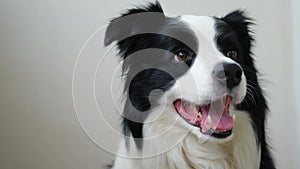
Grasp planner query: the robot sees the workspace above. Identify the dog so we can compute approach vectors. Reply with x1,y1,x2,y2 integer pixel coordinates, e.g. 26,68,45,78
104,2,275,169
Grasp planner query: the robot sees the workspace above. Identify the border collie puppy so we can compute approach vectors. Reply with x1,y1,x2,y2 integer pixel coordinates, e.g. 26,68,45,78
104,2,275,169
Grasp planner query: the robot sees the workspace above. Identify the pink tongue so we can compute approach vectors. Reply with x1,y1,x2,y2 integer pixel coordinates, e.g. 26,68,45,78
201,96,233,131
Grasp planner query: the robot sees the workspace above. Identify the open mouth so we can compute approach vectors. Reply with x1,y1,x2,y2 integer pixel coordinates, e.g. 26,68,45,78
173,95,235,138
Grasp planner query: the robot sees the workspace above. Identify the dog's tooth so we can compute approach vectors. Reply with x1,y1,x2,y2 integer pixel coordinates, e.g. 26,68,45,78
207,115,213,127
197,112,202,118
233,114,236,122
192,104,198,113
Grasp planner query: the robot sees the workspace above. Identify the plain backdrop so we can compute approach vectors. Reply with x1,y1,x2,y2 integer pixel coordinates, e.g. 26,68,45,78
0,0,299,169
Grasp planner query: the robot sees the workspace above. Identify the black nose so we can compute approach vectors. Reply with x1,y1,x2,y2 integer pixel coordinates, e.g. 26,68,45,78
213,63,242,90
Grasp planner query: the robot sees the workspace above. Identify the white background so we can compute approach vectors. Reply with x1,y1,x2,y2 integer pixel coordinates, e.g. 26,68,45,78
0,0,299,168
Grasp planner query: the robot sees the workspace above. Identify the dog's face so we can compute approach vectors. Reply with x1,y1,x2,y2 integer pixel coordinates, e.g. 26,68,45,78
167,15,248,140
105,2,256,145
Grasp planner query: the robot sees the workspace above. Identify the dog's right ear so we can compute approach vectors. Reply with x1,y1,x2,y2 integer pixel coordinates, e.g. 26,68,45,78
104,1,165,46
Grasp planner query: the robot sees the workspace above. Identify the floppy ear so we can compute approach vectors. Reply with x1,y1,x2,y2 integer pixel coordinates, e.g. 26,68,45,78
104,1,165,46
221,10,254,54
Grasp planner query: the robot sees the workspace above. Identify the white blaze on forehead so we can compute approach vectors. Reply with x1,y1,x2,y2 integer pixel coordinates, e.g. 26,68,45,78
180,15,225,69
179,15,217,47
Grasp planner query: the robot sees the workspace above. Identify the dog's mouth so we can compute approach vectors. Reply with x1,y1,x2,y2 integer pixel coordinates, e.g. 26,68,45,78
173,95,235,138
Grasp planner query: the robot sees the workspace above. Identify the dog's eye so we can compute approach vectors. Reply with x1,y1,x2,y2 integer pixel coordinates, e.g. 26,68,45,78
226,50,238,59
175,50,191,62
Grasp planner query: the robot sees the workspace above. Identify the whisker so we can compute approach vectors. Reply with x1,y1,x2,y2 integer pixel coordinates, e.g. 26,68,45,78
246,85,257,107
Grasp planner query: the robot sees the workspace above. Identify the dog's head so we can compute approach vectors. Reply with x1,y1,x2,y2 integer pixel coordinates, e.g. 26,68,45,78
105,2,258,147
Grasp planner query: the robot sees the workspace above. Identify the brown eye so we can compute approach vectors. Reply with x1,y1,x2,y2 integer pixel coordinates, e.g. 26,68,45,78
175,50,191,62
227,50,238,59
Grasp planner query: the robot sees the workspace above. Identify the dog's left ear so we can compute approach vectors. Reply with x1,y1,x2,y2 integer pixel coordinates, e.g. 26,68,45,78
221,10,254,53
104,1,165,46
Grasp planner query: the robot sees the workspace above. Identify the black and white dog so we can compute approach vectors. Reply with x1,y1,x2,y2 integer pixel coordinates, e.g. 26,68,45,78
104,2,275,169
